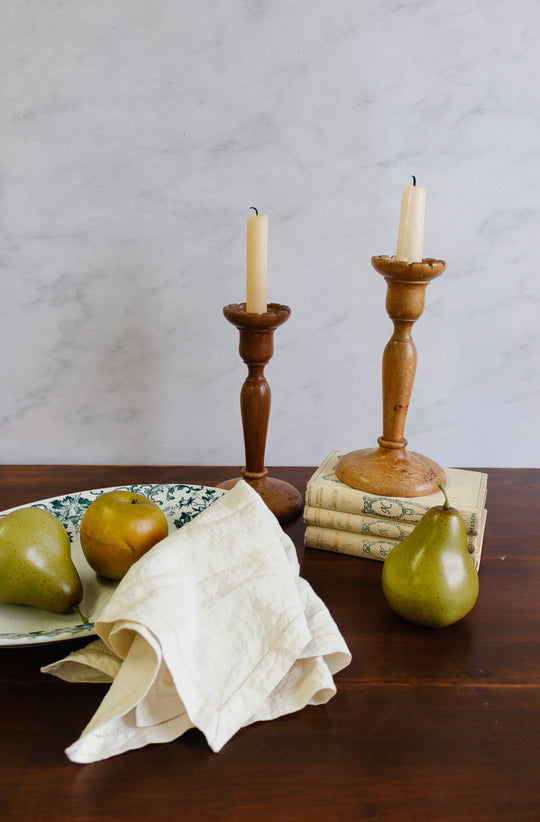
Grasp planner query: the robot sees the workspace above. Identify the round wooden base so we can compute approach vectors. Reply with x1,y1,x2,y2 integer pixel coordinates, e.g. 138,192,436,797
217,475,304,524
336,445,446,498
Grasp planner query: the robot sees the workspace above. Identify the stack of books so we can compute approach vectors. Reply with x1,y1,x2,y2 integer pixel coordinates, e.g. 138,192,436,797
304,451,488,569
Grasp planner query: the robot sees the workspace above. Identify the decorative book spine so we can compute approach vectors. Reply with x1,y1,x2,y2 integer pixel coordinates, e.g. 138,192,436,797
305,483,481,534
303,505,478,551
305,526,395,561
304,524,483,571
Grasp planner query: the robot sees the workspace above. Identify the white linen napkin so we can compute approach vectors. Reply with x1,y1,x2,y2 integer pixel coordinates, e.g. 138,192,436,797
42,480,351,763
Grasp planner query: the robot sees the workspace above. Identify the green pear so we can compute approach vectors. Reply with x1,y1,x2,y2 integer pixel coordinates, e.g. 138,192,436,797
0,507,83,614
381,484,479,628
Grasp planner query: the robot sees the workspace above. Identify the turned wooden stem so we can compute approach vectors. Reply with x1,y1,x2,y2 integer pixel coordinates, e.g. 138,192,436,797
375,256,445,451
380,279,427,448
218,302,304,523
239,339,273,479
224,302,289,479
335,256,447,497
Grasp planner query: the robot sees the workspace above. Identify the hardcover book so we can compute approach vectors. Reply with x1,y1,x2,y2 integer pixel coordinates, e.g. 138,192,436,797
303,504,481,548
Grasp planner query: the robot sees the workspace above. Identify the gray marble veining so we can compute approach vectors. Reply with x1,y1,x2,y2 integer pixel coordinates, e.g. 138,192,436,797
1,0,539,468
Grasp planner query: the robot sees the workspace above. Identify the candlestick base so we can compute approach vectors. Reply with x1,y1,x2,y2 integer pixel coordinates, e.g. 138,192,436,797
336,440,446,497
217,302,303,524
218,473,304,524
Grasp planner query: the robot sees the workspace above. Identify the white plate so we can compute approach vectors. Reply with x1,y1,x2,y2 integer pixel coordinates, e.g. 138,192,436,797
0,482,224,646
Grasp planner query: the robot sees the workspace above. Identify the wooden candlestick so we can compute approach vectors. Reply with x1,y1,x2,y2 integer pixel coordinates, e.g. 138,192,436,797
218,302,304,523
336,256,447,497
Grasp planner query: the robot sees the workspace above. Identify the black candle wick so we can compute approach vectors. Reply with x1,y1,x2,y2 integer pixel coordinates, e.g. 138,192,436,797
411,175,416,186
249,206,259,216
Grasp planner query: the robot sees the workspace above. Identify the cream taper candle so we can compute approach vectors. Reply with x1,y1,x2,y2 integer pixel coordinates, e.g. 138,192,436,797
395,177,426,264
246,207,268,313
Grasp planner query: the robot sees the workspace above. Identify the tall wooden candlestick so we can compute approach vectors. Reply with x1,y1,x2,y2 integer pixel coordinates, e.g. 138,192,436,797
336,256,447,497
218,302,304,523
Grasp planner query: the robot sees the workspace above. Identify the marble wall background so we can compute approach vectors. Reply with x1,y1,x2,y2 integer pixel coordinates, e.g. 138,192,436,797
1,1,539,469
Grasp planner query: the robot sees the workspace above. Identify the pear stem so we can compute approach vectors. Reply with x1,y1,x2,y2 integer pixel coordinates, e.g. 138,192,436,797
438,482,450,510
73,604,89,624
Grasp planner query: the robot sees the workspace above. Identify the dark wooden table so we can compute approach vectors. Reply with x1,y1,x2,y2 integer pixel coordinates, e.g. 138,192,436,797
1,466,539,821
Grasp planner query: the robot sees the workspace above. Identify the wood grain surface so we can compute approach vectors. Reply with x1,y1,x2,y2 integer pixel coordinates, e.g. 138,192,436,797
1,465,539,821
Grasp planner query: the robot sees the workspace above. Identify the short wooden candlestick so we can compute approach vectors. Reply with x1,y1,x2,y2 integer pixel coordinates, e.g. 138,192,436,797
336,256,447,497
217,302,304,523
